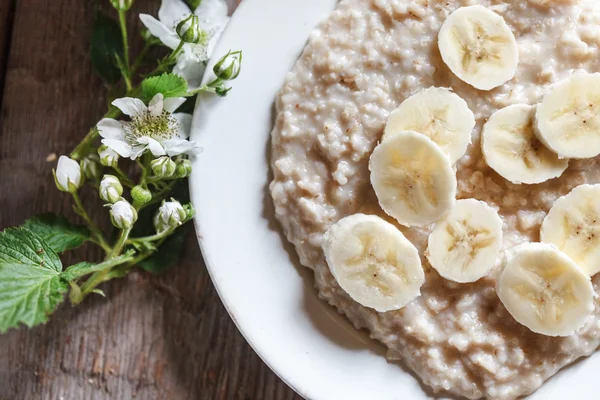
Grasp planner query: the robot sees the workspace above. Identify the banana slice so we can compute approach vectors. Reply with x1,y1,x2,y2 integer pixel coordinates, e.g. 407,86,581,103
322,214,425,312
535,73,600,159
496,242,595,337
438,5,519,91
426,199,503,283
540,184,600,276
482,104,569,184
383,87,475,164
369,131,457,227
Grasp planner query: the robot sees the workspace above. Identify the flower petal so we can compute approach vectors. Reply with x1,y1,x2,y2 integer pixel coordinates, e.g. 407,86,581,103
163,97,187,113
148,93,165,117
194,0,229,22
101,138,134,158
56,156,82,190
112,97,147,117
174,113,192,138
163,138,201,156
138,137,167,157
205,20,228,58
158,0,190,28
97,118,126,140
173,49,206,89
139,14,180,50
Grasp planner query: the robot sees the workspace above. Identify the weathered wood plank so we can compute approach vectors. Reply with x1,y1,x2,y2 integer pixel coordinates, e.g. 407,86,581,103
0,0,15,98
0,0,300,399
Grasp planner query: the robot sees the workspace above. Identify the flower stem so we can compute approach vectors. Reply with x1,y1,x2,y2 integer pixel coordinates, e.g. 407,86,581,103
118,10,133,92
71,192,111,254
131,40,153,75
78,228,132,301
70,107,121,160
146,180,177,207
145,40,186,77
112,165,135,188
127,227,174,246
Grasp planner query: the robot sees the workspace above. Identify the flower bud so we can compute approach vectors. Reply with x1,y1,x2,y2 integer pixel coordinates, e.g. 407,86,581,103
155,200,187,231
80,154,103,181
99,175,123,204
131,185,152,206
54,156,83,192
183,203,195,220
213,50,242,81
175,159,192,178
176,14,206,44
110,200,138,229
98,145,119,168
111,0,133,11
151,156,176,178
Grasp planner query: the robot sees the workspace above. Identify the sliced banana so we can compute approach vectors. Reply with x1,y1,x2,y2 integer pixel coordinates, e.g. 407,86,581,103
438,5,519,91
322,214,425,312
482,104,569,184
496,242,595,337
541,184,600,276
383,87,475,164
535,73,600,159
370,131,457,227
426,199,503,283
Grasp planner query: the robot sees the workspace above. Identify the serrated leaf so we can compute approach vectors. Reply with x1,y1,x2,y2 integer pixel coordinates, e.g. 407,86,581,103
90,12,125,84
139,226,187,274
0,228,67,332
142,73,188,101
24,214,90,253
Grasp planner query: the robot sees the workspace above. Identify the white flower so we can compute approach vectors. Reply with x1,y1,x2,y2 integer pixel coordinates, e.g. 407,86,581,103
98,145,119,167
140,0,229,88
54,156,83,192
155,200,187,231
97,93,198,160
110,200,138,229
99,175,123,204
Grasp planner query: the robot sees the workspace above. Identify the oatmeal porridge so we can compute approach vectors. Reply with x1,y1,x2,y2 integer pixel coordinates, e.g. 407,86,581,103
269,0,600,398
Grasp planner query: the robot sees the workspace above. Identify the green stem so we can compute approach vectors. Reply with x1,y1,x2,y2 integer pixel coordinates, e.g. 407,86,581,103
107,235,170,279
63,251,135,282
145,40,186,77
110,228,132,258
131,40,152,75
127,227,174,246
70,107,121,160
71,192,111,253
112,165,135,188
78,228,132,300
146,181,176,207
118,10,132,92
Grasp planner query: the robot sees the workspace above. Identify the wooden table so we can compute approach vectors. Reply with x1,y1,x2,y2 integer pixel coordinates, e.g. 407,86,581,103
0,1,300,398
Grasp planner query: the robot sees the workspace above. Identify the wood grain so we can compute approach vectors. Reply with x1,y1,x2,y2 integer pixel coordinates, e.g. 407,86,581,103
0,0,15,94
0,0,301,399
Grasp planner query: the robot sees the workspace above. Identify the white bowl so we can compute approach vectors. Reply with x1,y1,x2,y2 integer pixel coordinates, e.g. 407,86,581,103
189,0,600,398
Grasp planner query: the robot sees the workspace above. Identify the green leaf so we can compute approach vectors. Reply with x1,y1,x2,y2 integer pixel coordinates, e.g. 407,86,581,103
90,12,125,84
142,73,188,101
23,214,90,253
0,228,67,332
139,226,187,274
